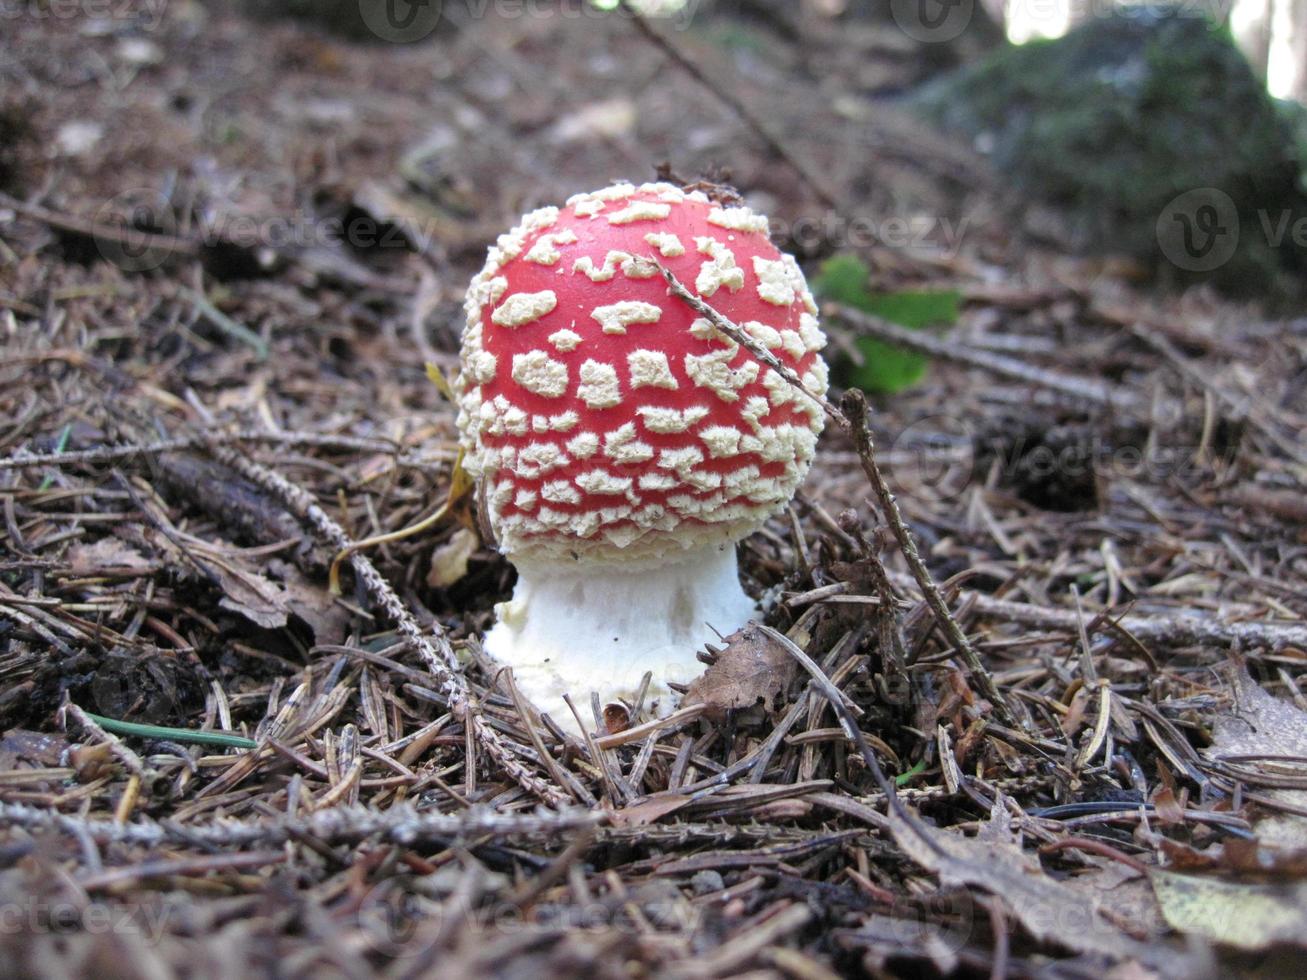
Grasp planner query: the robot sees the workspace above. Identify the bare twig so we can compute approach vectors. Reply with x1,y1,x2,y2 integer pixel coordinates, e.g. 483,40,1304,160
0,800,604,849
957,590,1307,651
617,2,838,211
658,264,843,424
0,430,436,471
0,190,200,260
827,301,1147,414
660,266,1014,725
79,851,287,890
841,391,1018,726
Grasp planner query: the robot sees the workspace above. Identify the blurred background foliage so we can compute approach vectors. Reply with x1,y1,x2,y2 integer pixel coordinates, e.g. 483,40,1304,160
243,0,1307,311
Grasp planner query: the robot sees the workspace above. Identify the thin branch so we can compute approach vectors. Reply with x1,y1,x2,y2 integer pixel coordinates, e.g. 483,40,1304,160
0,800,603,850
841,390,1018,726
956,590,1307,651
0,190,201,260
617,2,839,211
0,430,440,472
658,264,843,425
827,301,1147,414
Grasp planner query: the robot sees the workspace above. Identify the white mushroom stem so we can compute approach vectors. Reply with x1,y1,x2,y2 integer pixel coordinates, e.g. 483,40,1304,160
484,542,757,733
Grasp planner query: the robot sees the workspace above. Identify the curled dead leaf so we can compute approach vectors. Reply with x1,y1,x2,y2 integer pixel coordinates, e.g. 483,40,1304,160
66,538,156,576
682,624,797,721
426,527,478,589
216,561,291,629
602,701,630,735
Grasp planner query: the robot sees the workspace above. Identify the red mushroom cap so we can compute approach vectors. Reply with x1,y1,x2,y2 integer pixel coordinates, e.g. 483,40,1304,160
455,182,828,564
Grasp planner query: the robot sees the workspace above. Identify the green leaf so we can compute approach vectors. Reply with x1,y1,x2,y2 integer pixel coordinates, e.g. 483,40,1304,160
895,759,928,787
812,254,876,309
812,254,960,394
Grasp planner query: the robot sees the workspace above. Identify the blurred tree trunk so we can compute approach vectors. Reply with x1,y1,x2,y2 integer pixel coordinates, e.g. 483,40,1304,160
1290,0,1307,101
1233,0,1273,81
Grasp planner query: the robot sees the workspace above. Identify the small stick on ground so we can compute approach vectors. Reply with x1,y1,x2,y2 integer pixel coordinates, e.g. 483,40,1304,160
841,391,1018,727
79,851,288,891
0,190,201,261
0,430,426,472
954,589,1307,651
0,799,603,849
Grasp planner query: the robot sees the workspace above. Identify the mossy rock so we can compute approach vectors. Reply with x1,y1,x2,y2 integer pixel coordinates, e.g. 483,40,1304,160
909,8,1307,302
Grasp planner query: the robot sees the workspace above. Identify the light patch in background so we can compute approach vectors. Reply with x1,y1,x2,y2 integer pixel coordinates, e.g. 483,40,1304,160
1256,0,1300,100
1004,0,1076,42
1003,0,1301,102
589,0,692,14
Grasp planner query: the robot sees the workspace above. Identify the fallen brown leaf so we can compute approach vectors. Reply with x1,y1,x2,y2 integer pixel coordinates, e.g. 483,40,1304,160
66,537,156,576
214,558,291,629
269,559,352,646
888,801,1194,970
1205,667,1307,849
682,624,797,721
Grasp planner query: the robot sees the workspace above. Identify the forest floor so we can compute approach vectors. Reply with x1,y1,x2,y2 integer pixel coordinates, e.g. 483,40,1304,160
2,4,1307,978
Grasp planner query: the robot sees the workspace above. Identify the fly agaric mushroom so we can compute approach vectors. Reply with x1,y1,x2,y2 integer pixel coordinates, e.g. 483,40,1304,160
454,181,828,730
